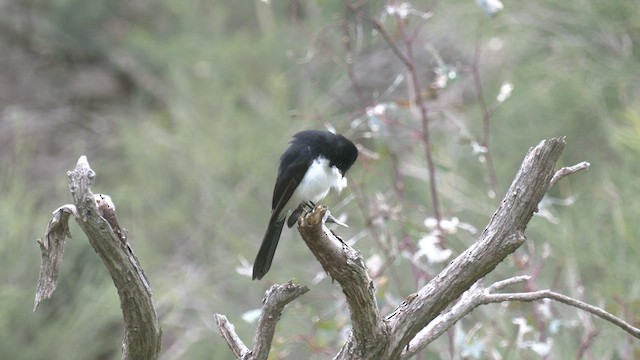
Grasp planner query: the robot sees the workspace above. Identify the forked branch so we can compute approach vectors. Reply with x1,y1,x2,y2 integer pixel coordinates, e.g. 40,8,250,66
34,156,161,360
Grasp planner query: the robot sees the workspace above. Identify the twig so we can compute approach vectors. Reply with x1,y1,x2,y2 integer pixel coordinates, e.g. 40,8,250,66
485,291,640,339
401,280,487,359
397,16,444,239
471,16,500,197
214,314,251,359
341,6,368,108
549,161,590,189
214,281,309,360
253,281,310,360
401,274,640,358
576,329,599,360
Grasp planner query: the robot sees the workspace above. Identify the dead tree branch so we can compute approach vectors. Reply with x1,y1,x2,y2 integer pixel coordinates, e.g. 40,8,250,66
298,208,388,358
214,281,310,360
484,289,640,339
34,204,76,310
34,156,161,360
381,137,566,358
252,281,310,360
214,314,251,359
401,273,640,358
216,138,636,359
549,161,590,188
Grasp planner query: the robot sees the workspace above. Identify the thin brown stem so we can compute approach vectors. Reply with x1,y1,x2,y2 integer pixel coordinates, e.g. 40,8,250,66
345,2,444,238
471,16,500,198
396,14,443,241
342,5,368,108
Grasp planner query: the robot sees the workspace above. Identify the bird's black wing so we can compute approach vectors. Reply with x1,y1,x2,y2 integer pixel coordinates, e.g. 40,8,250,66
271,145,313,217
252,146,312,280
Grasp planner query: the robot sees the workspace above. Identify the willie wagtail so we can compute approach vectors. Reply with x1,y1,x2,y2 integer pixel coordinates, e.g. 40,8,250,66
252,130,358,280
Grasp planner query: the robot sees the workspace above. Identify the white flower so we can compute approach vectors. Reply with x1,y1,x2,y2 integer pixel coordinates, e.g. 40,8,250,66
496,82,514,102
384,3,432,20
416,234,452,264
385,3,412,19
476,0,504,16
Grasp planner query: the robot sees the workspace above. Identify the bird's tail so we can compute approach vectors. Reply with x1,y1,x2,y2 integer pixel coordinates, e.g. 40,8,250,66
252,219,285,280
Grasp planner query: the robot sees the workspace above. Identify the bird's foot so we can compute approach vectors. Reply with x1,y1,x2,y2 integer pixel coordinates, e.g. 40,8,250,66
303,201,316,213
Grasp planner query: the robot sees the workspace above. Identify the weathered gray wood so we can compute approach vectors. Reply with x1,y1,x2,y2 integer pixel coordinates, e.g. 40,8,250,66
214,281,309,360
64,156,161,360
252,281,310,360
298,208,388,359
214,314,251,359
34,204,76,310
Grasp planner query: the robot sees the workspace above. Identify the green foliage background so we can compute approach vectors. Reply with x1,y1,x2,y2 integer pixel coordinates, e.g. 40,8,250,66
1,0,639,359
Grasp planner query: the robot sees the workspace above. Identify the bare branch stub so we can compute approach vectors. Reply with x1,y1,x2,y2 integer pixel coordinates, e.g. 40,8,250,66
549,161,590,188
214,314,251,359
66,156,161,360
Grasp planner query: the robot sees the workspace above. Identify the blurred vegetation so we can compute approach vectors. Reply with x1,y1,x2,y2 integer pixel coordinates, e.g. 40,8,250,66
1,0,639,359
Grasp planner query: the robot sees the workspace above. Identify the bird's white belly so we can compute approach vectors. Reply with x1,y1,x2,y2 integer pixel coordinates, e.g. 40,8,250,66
286,157,347,211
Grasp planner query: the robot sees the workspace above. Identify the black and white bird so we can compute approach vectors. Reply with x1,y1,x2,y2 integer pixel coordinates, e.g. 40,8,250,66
252,130,358,280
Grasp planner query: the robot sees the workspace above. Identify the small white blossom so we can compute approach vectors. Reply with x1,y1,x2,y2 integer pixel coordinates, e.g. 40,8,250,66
523,338,554,357
440,217,460,233
424,217,439,229
366,103,387,117
496,82,514,102
384,3,432,20
425,217,477,235
385,3,412,19
416,234,452,264
471,141,488,155
476,0,504,16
